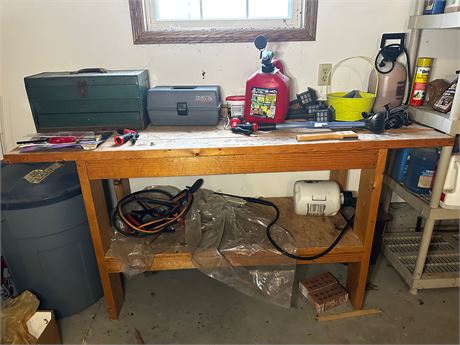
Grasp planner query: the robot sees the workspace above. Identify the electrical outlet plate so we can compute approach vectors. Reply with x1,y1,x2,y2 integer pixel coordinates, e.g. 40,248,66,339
318,63,332,86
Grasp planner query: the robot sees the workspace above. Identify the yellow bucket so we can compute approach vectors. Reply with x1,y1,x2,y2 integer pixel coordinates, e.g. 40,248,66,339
327,56,379,121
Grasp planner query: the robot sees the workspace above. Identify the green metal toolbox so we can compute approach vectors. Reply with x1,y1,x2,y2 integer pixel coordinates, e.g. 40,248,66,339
24,68,150,131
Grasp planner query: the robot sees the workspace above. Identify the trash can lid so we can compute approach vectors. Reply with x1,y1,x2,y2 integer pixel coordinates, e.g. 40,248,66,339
1,161,82,210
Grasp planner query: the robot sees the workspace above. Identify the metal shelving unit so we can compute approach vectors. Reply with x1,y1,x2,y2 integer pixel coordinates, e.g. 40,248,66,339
382,1,460,294
382,176,459,291
408,11,460,29
407,9,460,136
410,106,460,135
384,176,460,221
383,232,459,290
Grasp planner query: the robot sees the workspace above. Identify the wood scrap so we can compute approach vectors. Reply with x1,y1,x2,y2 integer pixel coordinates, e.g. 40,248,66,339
296,131,358,142
134,328,145,344
315,308,382,322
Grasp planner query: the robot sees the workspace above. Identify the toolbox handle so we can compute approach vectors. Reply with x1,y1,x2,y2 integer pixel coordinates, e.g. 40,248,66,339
72,68,108,74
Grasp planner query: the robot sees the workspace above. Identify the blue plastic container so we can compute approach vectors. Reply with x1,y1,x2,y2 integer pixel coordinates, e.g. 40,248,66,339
391,149,412,184
423,0,447,14
405,148,439,194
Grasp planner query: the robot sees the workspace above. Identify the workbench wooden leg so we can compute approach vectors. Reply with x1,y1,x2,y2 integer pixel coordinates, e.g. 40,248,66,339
77,162,124,320
113,178,131,201
346,149,387,309
330,170,348,190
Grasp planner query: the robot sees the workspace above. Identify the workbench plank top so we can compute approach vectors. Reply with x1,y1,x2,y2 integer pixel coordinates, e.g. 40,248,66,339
4,124,454,164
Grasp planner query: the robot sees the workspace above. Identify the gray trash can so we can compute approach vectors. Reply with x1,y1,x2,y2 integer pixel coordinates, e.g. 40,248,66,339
1,161,103,318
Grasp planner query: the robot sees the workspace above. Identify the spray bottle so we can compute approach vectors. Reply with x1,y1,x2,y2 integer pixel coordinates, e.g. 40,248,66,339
368,33,409,112
409,57,433,107
244,36,290,124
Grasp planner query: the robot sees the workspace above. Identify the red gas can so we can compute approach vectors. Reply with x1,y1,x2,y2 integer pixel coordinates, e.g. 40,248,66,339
244,36,290,124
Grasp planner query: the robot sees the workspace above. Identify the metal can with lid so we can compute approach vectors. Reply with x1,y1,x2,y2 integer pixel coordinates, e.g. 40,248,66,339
409,57,433,107
226,95,245,118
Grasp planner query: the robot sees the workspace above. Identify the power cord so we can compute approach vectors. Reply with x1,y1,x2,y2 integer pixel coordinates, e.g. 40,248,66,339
215,192,355,261
112,179,203,237
113,183,355,261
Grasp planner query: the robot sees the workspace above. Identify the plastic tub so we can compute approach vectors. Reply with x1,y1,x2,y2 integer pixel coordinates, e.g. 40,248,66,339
440,154,460,209
391,148,412,184
327,56,378,121
225,95,245,118
405,148,439,194
423,0,447,14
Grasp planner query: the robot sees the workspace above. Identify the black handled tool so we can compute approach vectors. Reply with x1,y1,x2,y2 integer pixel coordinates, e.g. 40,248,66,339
114,129,139,145
231,112,386,135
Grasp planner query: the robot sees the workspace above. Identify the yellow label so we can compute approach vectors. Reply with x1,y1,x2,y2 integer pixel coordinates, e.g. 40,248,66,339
417,170,434,189
23,163,63,184
415,66,430,83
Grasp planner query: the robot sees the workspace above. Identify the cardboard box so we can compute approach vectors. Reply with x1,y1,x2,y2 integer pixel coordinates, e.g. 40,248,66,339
26,311,62,344
299,272,337,296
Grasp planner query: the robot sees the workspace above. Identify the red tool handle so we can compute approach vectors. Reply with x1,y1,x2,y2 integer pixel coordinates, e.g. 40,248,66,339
48,136,78,144
114,133,134,145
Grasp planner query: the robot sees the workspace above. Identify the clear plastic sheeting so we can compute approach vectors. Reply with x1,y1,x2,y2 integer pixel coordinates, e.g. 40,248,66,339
108,186,297,307
108,225,187,277
187,190,296,308
108,186,187,277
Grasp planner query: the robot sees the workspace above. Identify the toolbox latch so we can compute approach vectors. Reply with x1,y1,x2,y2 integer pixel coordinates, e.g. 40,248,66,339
77,81,88,98
177,102,188,116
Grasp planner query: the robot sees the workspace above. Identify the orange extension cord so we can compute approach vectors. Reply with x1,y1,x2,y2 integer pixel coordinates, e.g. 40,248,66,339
112,179,203,237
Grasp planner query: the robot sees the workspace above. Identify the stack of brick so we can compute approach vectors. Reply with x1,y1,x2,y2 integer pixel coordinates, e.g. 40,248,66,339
299,272,349,313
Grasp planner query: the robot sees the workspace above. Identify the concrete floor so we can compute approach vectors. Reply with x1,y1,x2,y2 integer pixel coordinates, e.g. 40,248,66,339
59,256,459,344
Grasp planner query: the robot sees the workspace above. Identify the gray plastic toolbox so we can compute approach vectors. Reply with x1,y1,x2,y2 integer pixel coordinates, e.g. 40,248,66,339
147,86,221,125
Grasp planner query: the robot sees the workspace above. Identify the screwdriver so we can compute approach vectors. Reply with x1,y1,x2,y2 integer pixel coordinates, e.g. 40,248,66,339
17,136,78,144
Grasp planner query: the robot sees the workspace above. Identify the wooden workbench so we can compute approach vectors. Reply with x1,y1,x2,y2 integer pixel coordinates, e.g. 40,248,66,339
4,125,454,320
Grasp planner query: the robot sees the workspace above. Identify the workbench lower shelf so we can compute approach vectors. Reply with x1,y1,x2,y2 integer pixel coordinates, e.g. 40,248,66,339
382,231,460,290
105,197,364,273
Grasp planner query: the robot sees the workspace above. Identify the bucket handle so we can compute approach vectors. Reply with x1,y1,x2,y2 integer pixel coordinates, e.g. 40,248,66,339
327,56,379,96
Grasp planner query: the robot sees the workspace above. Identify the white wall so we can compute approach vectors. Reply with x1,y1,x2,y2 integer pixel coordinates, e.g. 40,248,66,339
419,29,460,81
1,0,458,195
0,0,4,159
